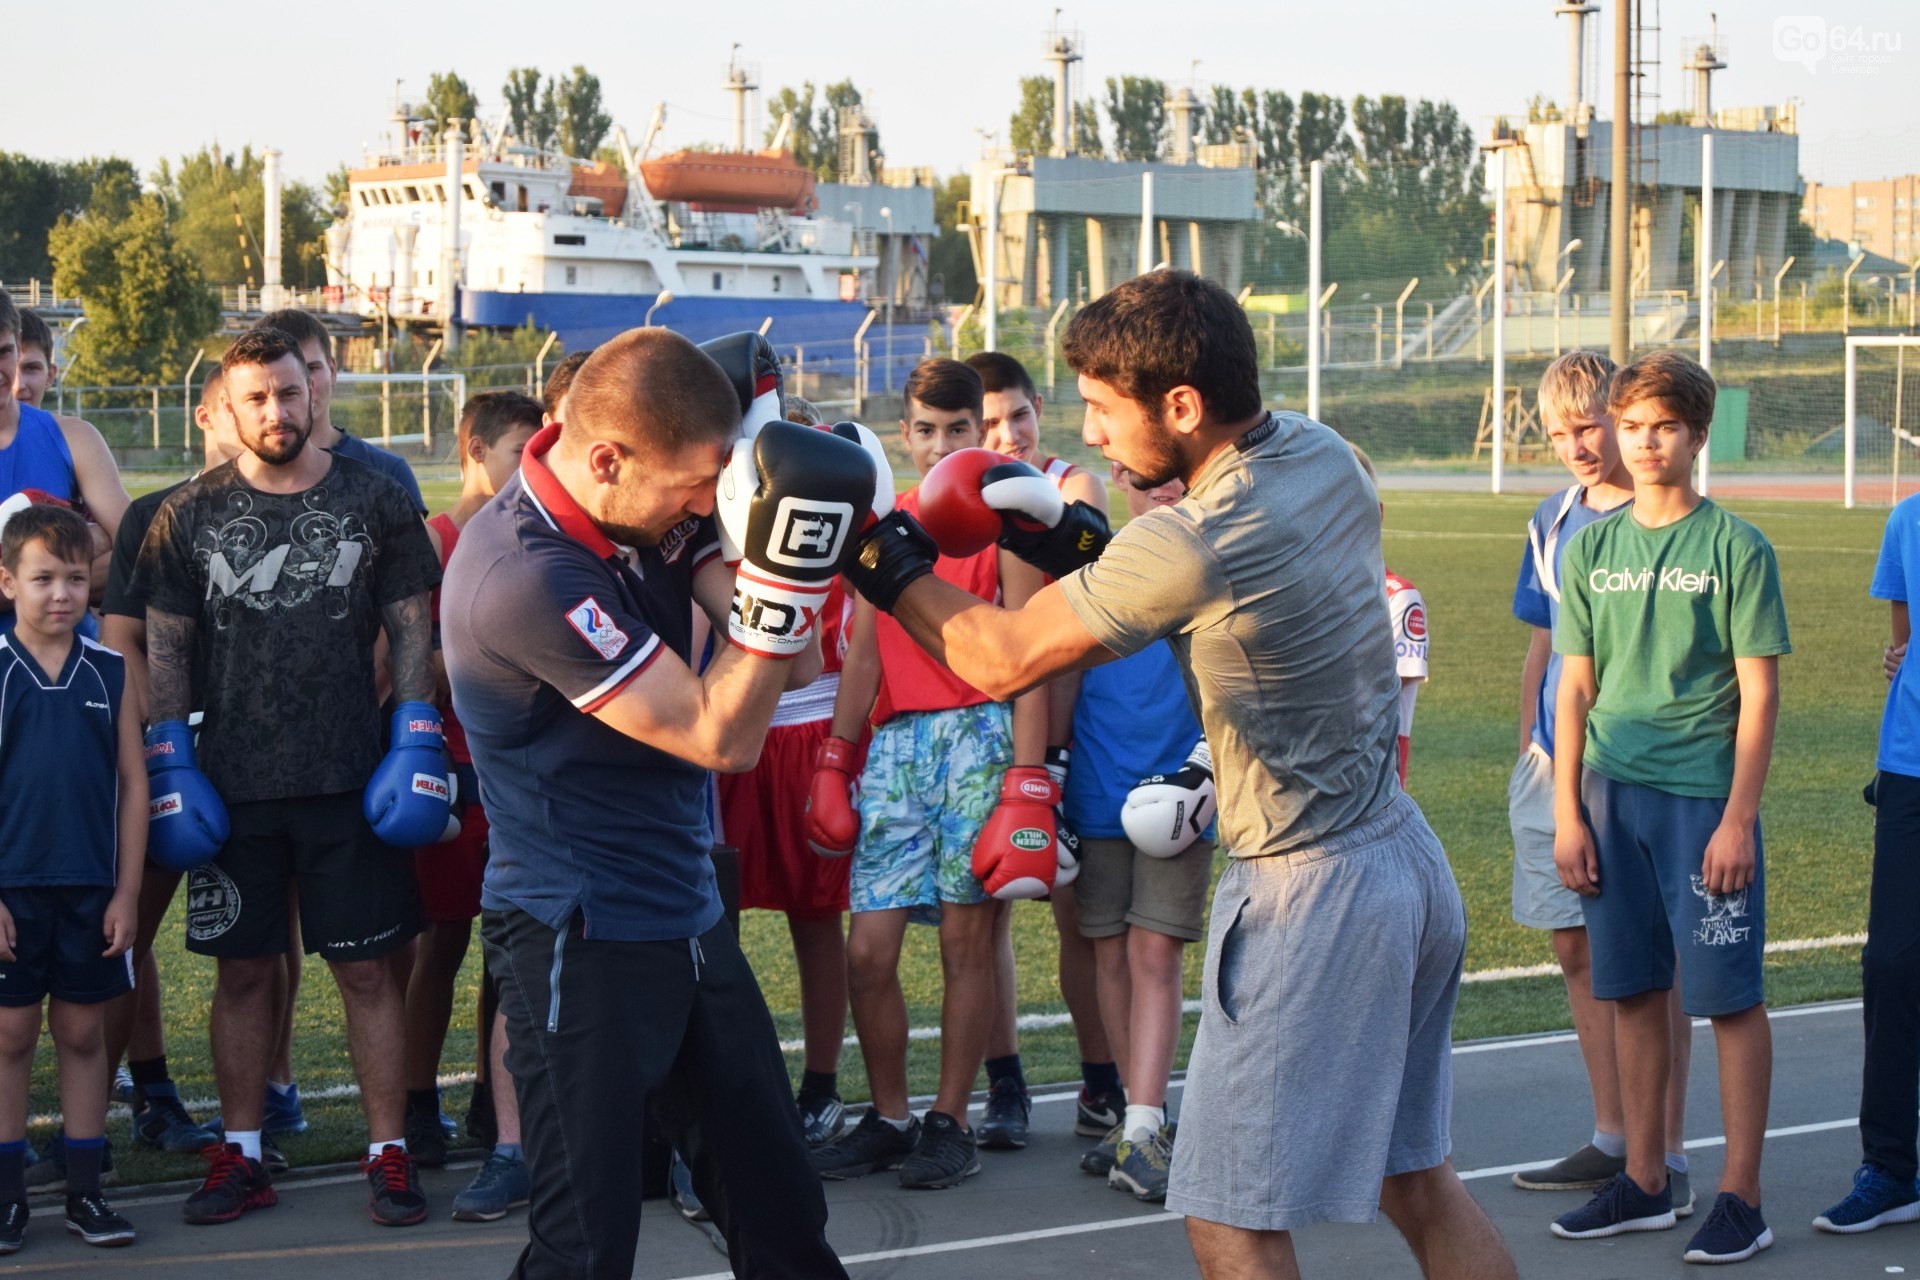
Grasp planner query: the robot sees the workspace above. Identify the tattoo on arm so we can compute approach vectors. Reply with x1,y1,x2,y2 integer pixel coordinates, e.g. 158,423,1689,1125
146,610,199,725
383,592,435,705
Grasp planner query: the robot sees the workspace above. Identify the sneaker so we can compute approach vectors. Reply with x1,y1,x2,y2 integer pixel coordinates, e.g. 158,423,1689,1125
451,1150,531,1223
1109,1127,1174,1202
1075,1087,1125,1139
976,1078,1030,1151
23,1130,114,1191
1550,1172,1677,1239
262,1084,309,1138
64,1193,135,1247
798,1090,847,1148
1514,1141,1628,1191
405,1099,450,1169
1080,1123,1123,1177
1683,1192,1772,1264
898,1110,981,1190
133,1083,220,1153
182,1143,277,1225
1672,1169,1695,1218
669,1150,708,1222
0,1201,23,1254
113,1066,135,1106
201,1119,289,1174
1815,1163,1920,1234
362,1144,428,1227
812,1110,920,1181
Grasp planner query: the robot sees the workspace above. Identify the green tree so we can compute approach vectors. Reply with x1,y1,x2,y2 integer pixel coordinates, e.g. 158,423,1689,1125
551,66,613,158
0,153,138,281
503,67,556,149
423,71,479,137
928,171,977,303
1074,99,1104,158
764,82,825,173
153,145,331,287
1104,76,1167,161
1330,95,1483,285
48,172,219,386
323,164,352,217
1009,76,1054,156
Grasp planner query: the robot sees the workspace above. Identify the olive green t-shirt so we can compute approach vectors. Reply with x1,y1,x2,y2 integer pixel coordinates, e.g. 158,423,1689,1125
1554,498,1791,798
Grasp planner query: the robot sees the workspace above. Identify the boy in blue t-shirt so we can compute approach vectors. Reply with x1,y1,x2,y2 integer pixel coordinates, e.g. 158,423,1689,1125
1813,496,1920,1234
1060,463,1214,1204
1550,350,1790,1264
1508,352,1693,1205
0,504,144,1252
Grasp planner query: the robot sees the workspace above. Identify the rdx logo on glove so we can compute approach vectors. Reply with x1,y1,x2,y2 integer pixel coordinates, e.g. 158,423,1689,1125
767,498,854,569
731,584,821,641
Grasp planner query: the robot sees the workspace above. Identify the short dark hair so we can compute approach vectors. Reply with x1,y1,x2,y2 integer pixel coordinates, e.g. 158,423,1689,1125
0,289,17,341
16,309,53,361
222,326,305,378
904,358,983,417
199,365,225,406
254,309,332,361
1609,349,1717,436
565,328,738,457
543,350,591,418
1062,269,1263,424
966,351,1037,402
1,503,91,573
459,389,544,453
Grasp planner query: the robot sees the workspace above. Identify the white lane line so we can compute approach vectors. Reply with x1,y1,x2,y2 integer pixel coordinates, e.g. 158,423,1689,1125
664,1114,1866,1279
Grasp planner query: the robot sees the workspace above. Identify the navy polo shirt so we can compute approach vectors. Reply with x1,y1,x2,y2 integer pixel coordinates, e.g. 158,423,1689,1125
330,431,426,514
442,424,725,940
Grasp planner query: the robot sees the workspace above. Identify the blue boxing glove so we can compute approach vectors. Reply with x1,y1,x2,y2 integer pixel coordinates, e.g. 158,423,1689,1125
364,701,452,847
145,722,229,870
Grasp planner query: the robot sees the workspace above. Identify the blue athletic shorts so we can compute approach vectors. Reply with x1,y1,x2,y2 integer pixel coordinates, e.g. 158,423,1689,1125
1579,770,1766,1016
0,886,134,1006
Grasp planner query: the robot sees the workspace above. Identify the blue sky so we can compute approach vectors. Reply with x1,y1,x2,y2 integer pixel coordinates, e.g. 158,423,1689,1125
14,0,1915,188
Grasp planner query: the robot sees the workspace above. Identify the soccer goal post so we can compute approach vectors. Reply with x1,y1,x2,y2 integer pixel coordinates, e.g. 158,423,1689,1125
1846,336,1920,509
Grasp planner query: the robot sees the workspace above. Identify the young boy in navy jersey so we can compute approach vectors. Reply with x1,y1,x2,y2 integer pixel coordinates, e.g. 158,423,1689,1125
0,504,144,1252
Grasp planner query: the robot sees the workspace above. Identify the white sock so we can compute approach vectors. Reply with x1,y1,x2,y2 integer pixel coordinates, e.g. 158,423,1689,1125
1123,1104,1166,1144
369,1138,407,1157
875,1113,913,1132
1591,1129,1627,1158
228,1129,263,1161
1666,1151,1689,1174
267,1080,294,1097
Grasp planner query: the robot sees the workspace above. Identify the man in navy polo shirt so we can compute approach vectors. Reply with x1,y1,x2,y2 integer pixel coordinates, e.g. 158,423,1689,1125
443,327,873,1279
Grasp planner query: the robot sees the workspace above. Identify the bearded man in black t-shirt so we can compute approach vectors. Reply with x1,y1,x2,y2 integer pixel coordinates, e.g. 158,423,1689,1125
134,328,441,1229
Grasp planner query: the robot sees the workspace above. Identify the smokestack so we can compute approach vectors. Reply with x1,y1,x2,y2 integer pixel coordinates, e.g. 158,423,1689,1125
262,148,284,308
1042,27,1081,158
1167,86,1196,165
1556,3,1599,117
442,119,464,349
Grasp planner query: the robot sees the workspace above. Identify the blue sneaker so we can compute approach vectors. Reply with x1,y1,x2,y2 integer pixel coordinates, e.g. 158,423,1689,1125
1550,1171,1676,1239
450,1150,531,1222
1684,1192,1772,1263
262,1084,308,1137
1814,1164,1920,1234
132,1083,219,1154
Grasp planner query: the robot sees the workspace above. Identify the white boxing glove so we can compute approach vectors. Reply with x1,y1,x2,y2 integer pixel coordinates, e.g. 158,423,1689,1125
1120,739,1215,858
827,421,896,523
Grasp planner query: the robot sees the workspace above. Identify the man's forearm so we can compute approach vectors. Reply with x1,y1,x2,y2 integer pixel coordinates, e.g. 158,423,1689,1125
892,576,1063,701
146,609,199,724
382,592,435,705
693,645,795,772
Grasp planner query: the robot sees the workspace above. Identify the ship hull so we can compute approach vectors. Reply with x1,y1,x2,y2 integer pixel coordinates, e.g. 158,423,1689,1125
461,290,874,356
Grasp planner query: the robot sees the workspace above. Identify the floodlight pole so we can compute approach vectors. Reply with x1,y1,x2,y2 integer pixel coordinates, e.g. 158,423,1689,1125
1609,0,1631,363
1490,146,1508,495
1307,159,1323,421
1699,133,1713,496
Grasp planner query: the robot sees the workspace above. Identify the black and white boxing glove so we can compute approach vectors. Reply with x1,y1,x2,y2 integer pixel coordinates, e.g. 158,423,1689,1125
917,448,1112,577
699,331,787,565
1046,745,1081,888
1120,740,1216,858
717,422,877,658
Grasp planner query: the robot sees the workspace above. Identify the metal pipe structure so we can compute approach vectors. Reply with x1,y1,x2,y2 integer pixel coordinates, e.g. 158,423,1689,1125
1307,160,1323,421
1609,0,1631,363
421,338,443,452
1773,256,1796,344
533,330,559,396
1043,298,1072,392
1394,278,1419,369
985,175,1001,352
1698,133,1713,495
442,120,464,351
1138,172,1156,278
1844,253,1865,335
1490,147,1509,495
261,149,283,310
181,349,205,451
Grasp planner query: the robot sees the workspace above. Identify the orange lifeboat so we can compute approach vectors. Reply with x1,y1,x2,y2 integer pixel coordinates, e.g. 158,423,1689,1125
568,162,628,217
639,148,818,215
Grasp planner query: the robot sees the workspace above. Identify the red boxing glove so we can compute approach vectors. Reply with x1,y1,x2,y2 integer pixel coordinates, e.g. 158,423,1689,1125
918,448,1063,559
805,736,862,858
972,767,1060,900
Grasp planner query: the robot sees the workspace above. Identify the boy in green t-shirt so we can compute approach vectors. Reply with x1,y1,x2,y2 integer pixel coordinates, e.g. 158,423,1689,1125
1548,350,1791,1265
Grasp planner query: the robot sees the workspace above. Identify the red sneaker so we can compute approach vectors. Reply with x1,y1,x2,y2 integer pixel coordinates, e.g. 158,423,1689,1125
362,1144,428,1227
182,1143,277,1225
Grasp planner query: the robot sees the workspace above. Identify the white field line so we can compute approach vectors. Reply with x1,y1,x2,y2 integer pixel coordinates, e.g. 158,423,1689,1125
1382,527,1878,555
44,938,1865,1130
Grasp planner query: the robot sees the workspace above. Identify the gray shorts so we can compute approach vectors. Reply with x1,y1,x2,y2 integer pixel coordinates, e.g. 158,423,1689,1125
1074,836,1216,942
1166,794,1466,1231
1509,744,1585,930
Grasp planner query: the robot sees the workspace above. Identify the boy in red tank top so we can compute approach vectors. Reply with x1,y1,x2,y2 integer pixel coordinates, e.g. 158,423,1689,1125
807,360,1049,1190
405,391,539,1220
